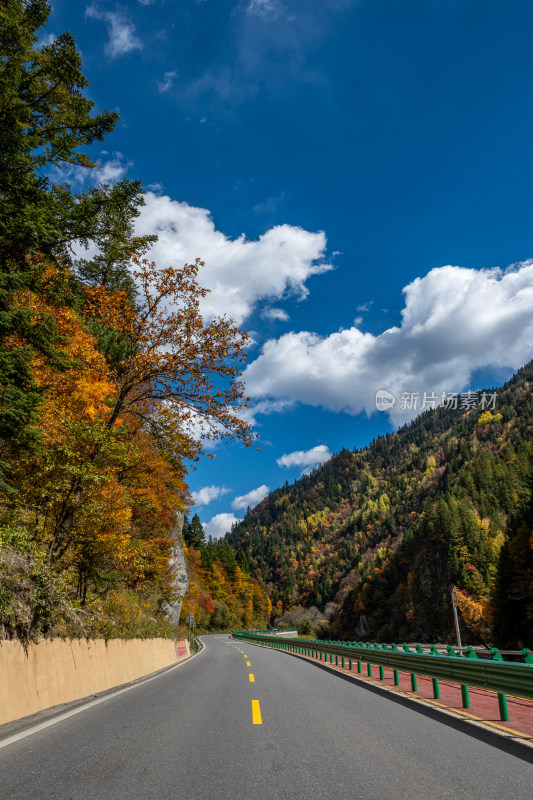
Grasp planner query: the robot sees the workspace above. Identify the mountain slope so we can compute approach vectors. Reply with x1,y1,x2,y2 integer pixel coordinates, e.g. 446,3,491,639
227,362,533,647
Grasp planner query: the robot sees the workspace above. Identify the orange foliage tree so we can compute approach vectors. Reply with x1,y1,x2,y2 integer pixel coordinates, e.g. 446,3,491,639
83,256,254,451
8,284,188,603
39,256,254,565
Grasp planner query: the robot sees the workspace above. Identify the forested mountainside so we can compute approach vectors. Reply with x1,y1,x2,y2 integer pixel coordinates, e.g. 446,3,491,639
227,362,533,648
180,515,271,631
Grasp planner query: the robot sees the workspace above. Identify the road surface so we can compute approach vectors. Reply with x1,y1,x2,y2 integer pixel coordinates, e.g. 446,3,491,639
1,634,531,799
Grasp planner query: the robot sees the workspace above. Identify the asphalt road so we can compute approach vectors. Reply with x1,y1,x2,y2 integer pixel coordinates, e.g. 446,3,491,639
1,635,532,800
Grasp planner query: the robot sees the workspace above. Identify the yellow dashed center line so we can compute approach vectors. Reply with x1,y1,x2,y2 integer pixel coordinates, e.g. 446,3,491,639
249,673,255,683
246,661,251,666
252,699,262,724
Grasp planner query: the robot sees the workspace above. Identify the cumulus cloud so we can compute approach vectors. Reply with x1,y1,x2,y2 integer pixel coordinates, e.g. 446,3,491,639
231,484,270,510
245,261,533,425
134,192,331,323
85,6,142,58
277,444,332,472
203,513,241,539
191,485,231,506
157,70,177,93
261,307,289,322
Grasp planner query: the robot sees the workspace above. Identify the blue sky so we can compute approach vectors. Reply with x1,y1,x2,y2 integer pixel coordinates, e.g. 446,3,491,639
47,0,533,536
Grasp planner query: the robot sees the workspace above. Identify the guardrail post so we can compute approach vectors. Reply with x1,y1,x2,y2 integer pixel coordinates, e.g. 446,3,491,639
379,665,385,681
429,646,441,698
458,647,478,709
491,648,510,721
402,645,418,691
349,658,353,670
497,691,509,722
391,645,400,685
447,643,470,705
367,662,373,677
342,657,345,668
357,660,362,673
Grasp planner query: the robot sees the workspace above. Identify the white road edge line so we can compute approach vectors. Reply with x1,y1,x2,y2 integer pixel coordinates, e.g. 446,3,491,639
0,638,206,751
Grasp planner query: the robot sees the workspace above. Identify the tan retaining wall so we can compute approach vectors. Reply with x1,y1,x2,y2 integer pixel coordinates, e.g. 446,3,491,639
0,637,189,726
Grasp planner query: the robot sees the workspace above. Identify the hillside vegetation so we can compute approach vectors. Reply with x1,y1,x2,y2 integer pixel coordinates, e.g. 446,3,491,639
179,515,271,631
0,2,265,641
228,364,533,648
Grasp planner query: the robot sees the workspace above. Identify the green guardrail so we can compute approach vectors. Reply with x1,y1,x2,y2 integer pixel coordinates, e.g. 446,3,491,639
249,628,298,635
232,632,533,723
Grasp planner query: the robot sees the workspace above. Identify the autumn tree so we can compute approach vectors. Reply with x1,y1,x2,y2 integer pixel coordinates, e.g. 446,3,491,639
4,277,189,605
84,256,253,447
39,256,254,562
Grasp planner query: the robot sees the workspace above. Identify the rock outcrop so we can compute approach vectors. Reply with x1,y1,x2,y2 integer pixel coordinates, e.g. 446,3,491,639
162,511,189,626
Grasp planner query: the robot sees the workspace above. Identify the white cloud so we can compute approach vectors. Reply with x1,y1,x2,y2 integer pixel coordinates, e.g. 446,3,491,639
157,70,177,93
237,399,294,427
134,192,331,324
245,261,533,425
253,192,286,215
277,444,332,471
85,5,142,58
353,316,363,326
39,33,57,46
53,152,130,187
94,153,131,184
175,2,358,108
247,0,283,18
191,485,231,506
203,512,241,539
232,484,270,510
261,307,289,322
